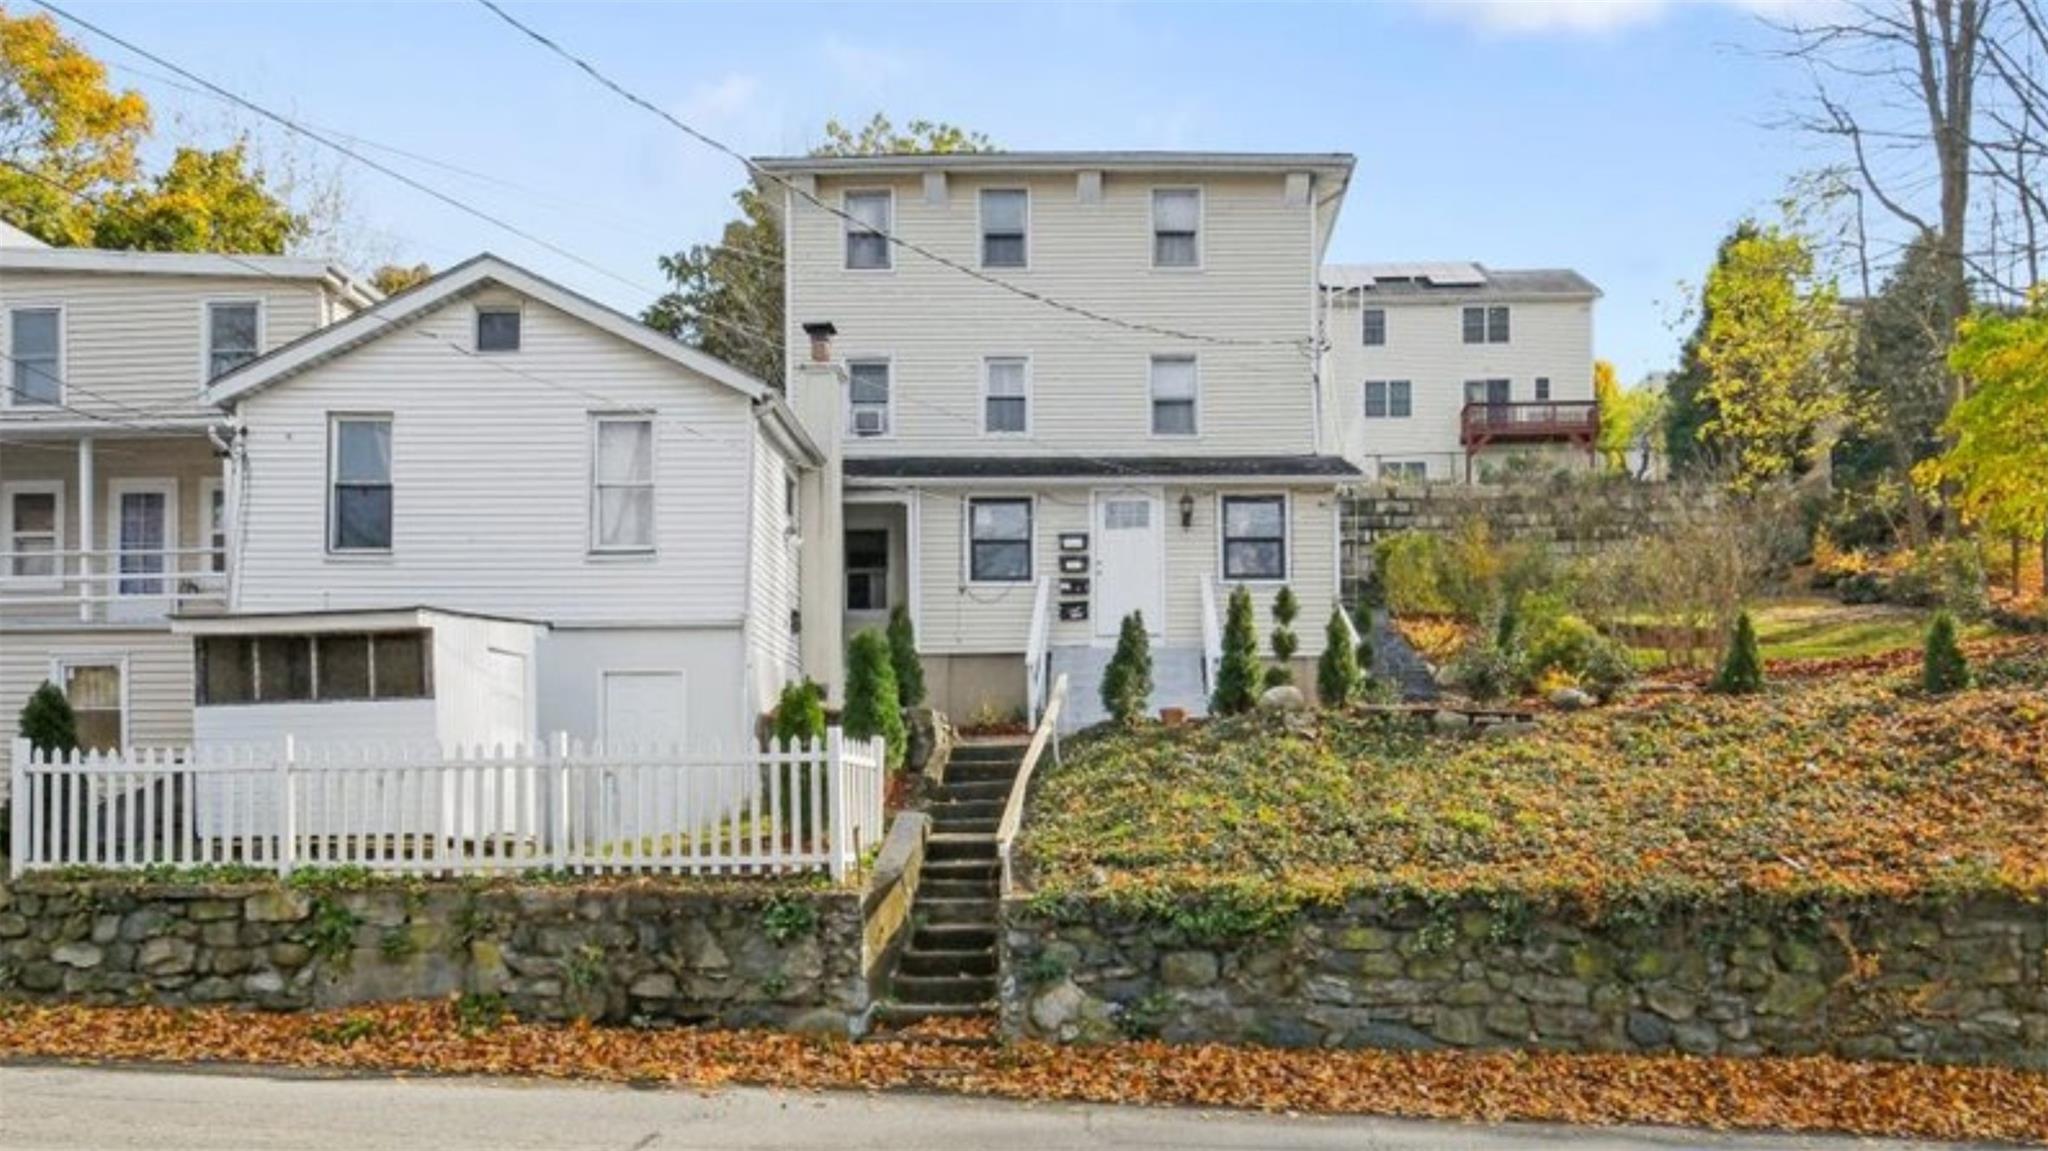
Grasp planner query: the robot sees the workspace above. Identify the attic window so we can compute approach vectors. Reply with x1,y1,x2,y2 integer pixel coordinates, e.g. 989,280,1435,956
477,307,521,353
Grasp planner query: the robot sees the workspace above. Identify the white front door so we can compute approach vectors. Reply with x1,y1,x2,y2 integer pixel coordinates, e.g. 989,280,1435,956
108,479,176,621
600,670,686,749
1093,490,1164,638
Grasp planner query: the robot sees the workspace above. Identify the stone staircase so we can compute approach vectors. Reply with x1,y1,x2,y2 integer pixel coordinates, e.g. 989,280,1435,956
876,740,1025,1025
1049,643,1208,732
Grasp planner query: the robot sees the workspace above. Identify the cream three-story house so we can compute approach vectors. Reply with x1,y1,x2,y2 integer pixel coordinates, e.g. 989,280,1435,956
760,152,1360,728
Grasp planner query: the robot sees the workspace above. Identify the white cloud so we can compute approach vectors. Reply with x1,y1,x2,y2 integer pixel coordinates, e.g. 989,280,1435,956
1417,0,1814,35
818,35,909,87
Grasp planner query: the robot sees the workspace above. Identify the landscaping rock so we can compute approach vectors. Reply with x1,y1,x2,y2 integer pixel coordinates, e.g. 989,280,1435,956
1548,688,1595,711
1256,685,1307,712
51,942,102,969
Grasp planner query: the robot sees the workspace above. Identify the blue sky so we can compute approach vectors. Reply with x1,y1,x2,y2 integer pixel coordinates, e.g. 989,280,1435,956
62,0,1827,383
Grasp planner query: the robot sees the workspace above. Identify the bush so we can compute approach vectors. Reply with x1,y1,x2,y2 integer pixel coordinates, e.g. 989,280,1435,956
17,681,76,756
1581,637,1639,702
1100,611,1154,725
886,604,926,708
1374,533,1450,616
771,679,826,748
843,630,906,769
1523,612,1603,681
1711,611,1765,695
1211,585,1261,715
1922,610,1971,694
1889,539,1987,615
1447,640,1515,703
1317,607,1364,707
1268,585,1300,680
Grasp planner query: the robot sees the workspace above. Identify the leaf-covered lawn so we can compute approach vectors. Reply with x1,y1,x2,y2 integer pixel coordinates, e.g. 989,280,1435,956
1,1001,2043,1144
1021,639,2048,908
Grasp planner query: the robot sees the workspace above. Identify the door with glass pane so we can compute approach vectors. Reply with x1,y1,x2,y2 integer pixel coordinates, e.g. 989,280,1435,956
108,479,176,620
1093,490,1164,639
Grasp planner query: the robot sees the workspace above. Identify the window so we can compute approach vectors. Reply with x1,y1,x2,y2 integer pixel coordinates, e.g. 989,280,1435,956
330,417,393,552
844,191,891,270
196,630,433,704
1152,189,1200,268
1221,495,1287,581
980,189,1027,268
968,498,1031,583
476,307,521,352
204,482,226,573
592,415,655,552
983,357,1028,434
205,302,261,381
61,662,122,751
1364,380,1411,419
1150,355,1198,435
1535,376,1551,401
1379,460,1428,482
1464,379,1511,405
1463,304,1509,343
3,483,60,582
1361,308,1386,346
8,307,60,405
846,528,888,612
848,360,891,437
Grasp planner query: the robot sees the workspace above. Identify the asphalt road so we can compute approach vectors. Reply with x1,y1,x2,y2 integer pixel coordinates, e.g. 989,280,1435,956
0,1064,1998,1151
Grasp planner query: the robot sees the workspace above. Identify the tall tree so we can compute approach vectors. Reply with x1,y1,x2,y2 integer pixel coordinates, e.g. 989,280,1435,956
91,142,302,253
1921,296,2048,571
0,6,150,245
1688,221,1853,491
1664,221,1763,477
643,114,991,385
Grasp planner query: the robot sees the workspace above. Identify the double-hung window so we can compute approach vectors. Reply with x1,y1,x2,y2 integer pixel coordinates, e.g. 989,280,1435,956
968,498,1032,583
8,307,60,406
329,416,393,552
1152,189,1200,268
1361,308,1386,346
205,301,261,381
844,191,892,270
1462,304,1510,344
3,482,61,582
1221,495,1287,582
983,357,1028,434
60,662,123,751
1535,376,1551,401
846,528,888,612
592,415,655,552
1150,355,1198,436
980,189,1027,268
848,360,891,437
1364,380,1411,419
1378,461,1428,482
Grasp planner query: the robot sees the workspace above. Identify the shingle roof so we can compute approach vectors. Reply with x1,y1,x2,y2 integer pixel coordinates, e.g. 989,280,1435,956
844,455,1361,482
1322,264,1600,301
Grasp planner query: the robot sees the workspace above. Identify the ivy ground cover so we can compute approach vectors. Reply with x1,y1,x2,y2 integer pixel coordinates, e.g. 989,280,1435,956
1020,639,2048,910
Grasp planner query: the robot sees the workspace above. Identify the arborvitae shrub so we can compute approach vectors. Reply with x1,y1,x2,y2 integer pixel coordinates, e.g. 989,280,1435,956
1711,611,1765,695
1922,609,1971,694
843,630,906,769
17,681,76,756
1316,607,1363,707
1100,611,1154,724
886,604,926,708
771,679,826,748
1211,585,1261,714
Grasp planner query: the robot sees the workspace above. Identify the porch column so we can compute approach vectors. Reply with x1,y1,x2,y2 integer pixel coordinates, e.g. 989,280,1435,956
76,436,94,623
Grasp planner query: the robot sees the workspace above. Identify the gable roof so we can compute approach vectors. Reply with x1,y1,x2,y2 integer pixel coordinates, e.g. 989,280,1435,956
0,242,375,305
205,253,769,406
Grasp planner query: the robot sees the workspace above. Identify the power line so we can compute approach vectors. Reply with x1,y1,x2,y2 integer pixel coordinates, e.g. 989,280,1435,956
473,0,1310,351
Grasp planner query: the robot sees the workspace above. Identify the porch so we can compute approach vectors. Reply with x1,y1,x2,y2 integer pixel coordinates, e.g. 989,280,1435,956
1458,401,1599,481
0,431,227,626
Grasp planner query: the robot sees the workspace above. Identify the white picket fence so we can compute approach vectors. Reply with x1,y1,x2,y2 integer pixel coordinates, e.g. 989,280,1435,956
7,731,887,882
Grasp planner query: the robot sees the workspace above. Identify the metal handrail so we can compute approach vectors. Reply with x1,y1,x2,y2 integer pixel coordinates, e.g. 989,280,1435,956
996,671,1066,896
1199,580,1222,693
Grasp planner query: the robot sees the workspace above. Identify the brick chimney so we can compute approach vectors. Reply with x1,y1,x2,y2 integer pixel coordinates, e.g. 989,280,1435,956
801,321,838,366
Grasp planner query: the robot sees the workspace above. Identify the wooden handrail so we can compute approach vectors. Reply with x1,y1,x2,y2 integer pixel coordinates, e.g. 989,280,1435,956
996,671,1066,895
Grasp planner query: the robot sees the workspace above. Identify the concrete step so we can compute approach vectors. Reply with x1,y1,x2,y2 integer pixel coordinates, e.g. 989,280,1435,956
916,879,996,904
920,859,998,883
938,780,1013,804
951,741,1028,762
946,763,1022,786
926,834,997,862
897,947,997,978
1051,643,1209,733
911,922,996,951
918,898,997,925
890,973,996,1006
871,1001,995,1027
930,798,1006,819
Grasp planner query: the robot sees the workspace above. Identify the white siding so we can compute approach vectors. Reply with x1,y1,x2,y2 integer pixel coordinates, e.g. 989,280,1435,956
535,627,750,752
0,270,336,422
0,629,197,772
1323,295,1595,480
230,286,761,626
909,482,1337,657
786,171,1322,457
746,424,802,715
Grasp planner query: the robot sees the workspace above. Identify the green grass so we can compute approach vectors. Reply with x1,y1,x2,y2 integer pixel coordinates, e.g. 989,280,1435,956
1626,596,1995,666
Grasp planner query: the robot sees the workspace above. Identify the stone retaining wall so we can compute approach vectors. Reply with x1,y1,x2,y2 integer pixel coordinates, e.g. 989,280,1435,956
0,874,880,1033
1002,894,2048,1068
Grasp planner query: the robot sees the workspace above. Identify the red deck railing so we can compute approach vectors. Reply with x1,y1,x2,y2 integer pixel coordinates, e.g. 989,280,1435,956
1460,401,1599,444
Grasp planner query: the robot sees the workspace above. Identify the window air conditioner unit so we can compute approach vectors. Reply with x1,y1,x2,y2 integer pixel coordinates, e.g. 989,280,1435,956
853,409,886,436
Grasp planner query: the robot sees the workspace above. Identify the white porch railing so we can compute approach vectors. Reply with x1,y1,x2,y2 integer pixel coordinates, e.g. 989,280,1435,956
1337,599,1364,653
1199,580,1223,695
8,730,887,882
0,547,227,620
996,672,1066,895
1023,574,1053,725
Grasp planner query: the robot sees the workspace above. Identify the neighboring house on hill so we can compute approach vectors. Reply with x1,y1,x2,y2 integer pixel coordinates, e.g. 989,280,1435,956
0,233,376,772
757,150,1362,729
189,254,821,754
1320,262,1600,483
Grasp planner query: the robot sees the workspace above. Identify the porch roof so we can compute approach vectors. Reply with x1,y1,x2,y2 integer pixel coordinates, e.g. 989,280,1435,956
844,454,1361,484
